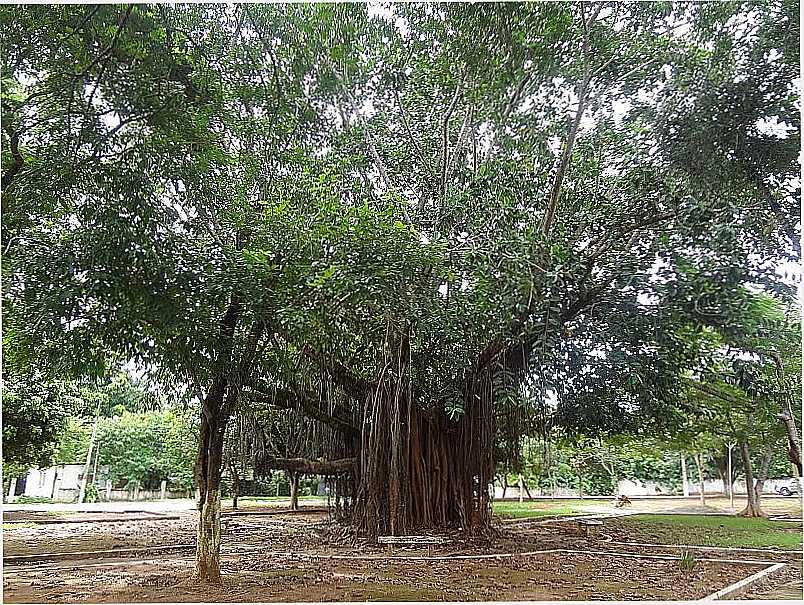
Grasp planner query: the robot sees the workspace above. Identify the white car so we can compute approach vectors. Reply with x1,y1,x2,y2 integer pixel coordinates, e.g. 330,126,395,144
775,478,801,497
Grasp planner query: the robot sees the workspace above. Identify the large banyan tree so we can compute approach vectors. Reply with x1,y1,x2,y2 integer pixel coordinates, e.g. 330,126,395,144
2,1,799,582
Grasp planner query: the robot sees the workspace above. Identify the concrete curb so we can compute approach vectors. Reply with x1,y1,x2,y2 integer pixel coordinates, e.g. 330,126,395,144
698,562,787,600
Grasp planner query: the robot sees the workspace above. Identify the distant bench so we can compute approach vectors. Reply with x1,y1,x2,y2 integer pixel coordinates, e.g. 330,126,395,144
576,518,604,538
377,535,450,555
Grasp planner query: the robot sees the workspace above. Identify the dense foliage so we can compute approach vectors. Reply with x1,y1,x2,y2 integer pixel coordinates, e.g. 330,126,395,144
56,408,197,490
2,0,799,579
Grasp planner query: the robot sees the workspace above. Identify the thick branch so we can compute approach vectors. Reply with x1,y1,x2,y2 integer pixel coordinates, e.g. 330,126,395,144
258,456,355,475
440,75,464,196
243,386,360,439
686,379,745,406
1,126,24,191
542,72,591,236
303,348,371,402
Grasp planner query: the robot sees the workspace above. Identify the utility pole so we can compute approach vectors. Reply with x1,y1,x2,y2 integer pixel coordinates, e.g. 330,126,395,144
680,454,690,497
694,453,706,506
78,399,101,504
727,443,734,511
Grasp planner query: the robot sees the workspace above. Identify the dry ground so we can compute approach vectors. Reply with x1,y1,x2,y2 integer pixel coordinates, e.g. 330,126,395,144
3,501,801,603
3,550,761,603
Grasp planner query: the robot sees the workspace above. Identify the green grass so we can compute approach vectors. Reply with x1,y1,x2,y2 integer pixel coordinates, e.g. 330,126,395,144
2,522,37,530
491,501,585,519
11,496,54,504
620,514,803,550
236,495,323,503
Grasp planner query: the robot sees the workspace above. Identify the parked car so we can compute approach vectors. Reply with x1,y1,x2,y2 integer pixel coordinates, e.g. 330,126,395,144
774,479,801,496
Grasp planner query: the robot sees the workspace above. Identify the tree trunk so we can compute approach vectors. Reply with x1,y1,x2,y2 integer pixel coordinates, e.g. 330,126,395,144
290,472,300,511
352,326,494,539
193,294,244,583
737,441,770,518
713,447,730,496
770,353,802,476
694,453,706,507
518,474,524,504
193,385,229,583
500,475,508,499
230,463,239,511
195,484,222,581
523,480,533,500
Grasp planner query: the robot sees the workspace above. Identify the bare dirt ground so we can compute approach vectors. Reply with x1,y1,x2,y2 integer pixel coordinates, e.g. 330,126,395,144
3,551,760,602
3,510,178,525
3,503,801,602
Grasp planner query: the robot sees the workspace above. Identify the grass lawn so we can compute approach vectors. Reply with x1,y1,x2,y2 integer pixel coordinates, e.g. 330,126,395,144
491,500,588,519
619,514,803,550
237,495,323,502
2,522,37,530
229,495,325,507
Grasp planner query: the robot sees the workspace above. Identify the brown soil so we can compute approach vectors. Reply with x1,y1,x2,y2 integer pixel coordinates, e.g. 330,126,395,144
2,551,760,603
734,564,804,600
2,515,197,557
3,508,800,602
4,510,175,524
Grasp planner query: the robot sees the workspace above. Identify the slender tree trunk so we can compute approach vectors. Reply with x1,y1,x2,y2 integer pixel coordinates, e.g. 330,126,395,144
518,474,524,504
713,448,729,496
193,294,246,583
753,444,774,510
728,443,735,510
738,441,771,518
500,475,508,499
194,388,227,583
523,481,533,500
770,353,802,476
694,453,706,507
230,463,240,511
290,472,300,511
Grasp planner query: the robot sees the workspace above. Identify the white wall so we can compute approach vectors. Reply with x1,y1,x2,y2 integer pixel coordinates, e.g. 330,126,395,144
23,465,191,501
23,465,108,500
23,467,59,498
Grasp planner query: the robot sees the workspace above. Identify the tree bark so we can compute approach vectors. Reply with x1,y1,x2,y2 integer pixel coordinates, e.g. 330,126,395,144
193,388,227,583
230,463,240,511
737,441,770,518
193,295,241,583
289,471,300,510
770,353,802,476
195,484,222,582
